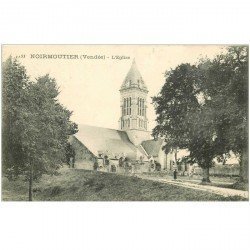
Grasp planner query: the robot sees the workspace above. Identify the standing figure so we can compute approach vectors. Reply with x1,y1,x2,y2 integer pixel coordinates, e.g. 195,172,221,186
173,169,177,180
124,157,130,174
93,159,99,171
104,155,110,172
148,155,155,172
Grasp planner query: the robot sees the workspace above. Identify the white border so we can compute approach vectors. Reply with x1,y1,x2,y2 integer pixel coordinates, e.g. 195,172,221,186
0,1,250,250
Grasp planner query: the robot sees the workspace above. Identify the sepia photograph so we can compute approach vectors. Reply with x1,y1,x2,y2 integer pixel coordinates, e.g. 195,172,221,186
1,45,248,201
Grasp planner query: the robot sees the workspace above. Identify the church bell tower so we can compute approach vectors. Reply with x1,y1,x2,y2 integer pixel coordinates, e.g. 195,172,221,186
118,59,150,146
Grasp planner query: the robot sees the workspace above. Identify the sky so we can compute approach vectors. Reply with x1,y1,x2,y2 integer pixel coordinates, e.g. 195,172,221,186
2,45,227,131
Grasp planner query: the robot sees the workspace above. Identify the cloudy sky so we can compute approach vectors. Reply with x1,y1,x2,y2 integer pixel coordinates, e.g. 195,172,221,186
3,45,226,131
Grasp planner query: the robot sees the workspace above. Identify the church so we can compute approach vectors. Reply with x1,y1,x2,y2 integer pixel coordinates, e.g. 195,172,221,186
69,59,172,171
69,59,240,175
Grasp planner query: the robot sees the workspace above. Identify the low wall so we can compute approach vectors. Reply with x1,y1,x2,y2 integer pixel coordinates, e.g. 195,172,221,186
194,166,240,177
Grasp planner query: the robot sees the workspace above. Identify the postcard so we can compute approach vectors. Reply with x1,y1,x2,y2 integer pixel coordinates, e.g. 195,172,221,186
2,45,248,201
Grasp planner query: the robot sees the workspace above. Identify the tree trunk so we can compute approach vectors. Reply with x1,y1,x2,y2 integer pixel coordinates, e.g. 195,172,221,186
28,165,33,201
240,148,248,183
174,148,178,170
202,167,211,183
174,148,178,162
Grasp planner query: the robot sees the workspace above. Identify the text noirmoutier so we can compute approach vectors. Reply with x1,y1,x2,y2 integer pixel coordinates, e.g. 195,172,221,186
30,54,130,60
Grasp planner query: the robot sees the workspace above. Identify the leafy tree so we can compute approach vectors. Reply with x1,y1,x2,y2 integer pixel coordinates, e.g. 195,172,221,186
204,46,248,182
2,57,30,180
152,63,218,182
2,57,78,200
153,46,248,183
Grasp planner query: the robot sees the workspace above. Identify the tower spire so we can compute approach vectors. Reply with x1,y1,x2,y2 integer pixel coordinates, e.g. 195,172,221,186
119,59,148,132
118,60,150,145
120,59,148,92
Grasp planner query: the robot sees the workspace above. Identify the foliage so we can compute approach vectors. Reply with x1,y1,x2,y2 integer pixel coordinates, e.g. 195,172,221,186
205,46,248,181
2,57,78,190
152,63,216,170
152,46,248,181
2,57,30,179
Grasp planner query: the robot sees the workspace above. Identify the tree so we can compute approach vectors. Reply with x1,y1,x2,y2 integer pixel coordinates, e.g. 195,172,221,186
153,46,248,183
2,57,78,200
152,63,218,182
204,46,248,182
2,57,30,180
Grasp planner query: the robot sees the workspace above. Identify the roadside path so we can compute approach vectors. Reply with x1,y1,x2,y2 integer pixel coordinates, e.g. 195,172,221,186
136,175,249,199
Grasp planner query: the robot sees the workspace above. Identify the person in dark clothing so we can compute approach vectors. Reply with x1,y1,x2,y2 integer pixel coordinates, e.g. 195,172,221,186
93,159,98,171
173,169,177,179
65,143,75,168
104,155,110,172
124,157,130,174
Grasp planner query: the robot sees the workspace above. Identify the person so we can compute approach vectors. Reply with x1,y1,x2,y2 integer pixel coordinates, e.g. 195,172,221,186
104,155,110,172
124,157,130,174
118,156,124,167
139,155,144,165
93,159,98,171
155,161,161,171
66,143,76,168
173,169,177,180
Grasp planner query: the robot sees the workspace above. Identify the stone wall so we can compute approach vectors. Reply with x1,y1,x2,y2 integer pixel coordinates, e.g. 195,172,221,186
194,165,240,177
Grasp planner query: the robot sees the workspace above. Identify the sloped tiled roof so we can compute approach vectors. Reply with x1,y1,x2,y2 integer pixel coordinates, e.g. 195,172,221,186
120,59,148,92
141,138,164,157
72,124,141,160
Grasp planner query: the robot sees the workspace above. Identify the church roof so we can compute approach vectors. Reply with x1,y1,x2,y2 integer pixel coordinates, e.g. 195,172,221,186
141,138,164,157
120,59,148,92
72,124,141,160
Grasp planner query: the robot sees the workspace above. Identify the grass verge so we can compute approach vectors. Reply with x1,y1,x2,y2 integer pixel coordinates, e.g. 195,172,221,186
2,168,247,201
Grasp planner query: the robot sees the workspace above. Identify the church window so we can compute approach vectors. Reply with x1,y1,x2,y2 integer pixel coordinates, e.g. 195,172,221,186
137,97,140,115
126,98,128,115
139,98,141,116
124,97,132,115
142,99,144,116
129,97,131,115
123,98,126,115
128,119,130,128
136,98,146,116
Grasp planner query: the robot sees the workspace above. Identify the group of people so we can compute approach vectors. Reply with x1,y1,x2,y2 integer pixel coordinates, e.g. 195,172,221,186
92,154,162,174
93,155,132,173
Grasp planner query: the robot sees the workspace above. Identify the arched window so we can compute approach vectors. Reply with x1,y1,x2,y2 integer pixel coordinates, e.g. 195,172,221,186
142,99,144,116
123,98,126,115
129,97,131,115
127,98,129,115
137,97,140,115
139,98,141,115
